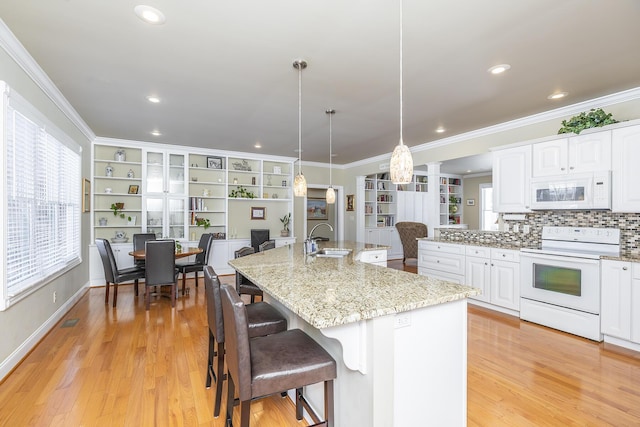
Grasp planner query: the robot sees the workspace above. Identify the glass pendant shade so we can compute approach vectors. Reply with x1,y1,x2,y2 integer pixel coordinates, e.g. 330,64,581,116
326,186,336,204
390,138,413,184
294,172,307,197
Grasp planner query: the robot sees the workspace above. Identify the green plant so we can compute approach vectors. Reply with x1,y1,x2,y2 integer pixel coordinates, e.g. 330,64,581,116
558,108,619,134
229,186,256,199
195,217,211,229
280,212,291,231
110,203,132,221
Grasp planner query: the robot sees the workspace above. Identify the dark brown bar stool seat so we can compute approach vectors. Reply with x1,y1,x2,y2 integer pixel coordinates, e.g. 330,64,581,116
204,266,287,418
234,246,263,303
221,283,336,427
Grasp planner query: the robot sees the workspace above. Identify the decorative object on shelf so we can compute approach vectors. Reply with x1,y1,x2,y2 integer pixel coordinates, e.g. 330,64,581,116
114,230,127,240
251,177,256,185
104,187,112,193
110,202,132,221
175,241,182,253
233,177,238,185
202,188,210,197
195,216,211,229
207,156,223,169
105,163,114,177
229,186,256,198
557,108,619,134
389,0,413,184
325,108,336,204
307,198,328,220
127,215,137,226
191,176,198,182
250,206,266,220
346,194,355,211
293,59,307,197
272,194,278,199
99,217,107,226
281,180,287,187
127,169,135,178
273,166,282,174
280,212,291,237
128,185,139,194
232,159,252,171
114,149,126,162
267,175,272,186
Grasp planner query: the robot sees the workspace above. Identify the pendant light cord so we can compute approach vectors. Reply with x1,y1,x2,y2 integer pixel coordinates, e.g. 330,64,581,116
329,112,332,186
298,65,302,174
399,0,403,145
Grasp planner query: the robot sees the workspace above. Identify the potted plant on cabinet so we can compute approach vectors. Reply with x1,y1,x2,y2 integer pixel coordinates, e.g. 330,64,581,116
280,213,291,237
110,202,132,222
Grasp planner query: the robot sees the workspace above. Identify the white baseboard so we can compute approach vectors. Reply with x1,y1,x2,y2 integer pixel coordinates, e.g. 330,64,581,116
0,282,89,381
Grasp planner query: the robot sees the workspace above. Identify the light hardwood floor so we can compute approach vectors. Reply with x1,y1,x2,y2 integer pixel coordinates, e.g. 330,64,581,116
1,262,639,426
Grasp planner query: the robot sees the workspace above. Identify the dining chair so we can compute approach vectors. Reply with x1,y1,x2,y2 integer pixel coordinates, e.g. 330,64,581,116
220,283,336,427
204,266,287,417
177,233,213,296
258,240,276,252
95,238,146,308
144,240,179,310
395,221,428,263
234,247,262,303
132,233,156,272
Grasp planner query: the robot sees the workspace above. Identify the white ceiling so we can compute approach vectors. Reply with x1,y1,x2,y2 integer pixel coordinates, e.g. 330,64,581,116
1,1,640,165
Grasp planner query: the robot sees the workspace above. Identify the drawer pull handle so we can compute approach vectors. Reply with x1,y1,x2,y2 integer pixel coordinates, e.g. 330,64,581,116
623,266,628,271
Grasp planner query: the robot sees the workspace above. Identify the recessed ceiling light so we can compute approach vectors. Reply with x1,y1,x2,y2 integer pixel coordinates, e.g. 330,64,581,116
547,92,568,100
134,5,166,25
254,142,262,149
436,127,446,133
146,95,160,103
151,130,162,136
488,64,511,75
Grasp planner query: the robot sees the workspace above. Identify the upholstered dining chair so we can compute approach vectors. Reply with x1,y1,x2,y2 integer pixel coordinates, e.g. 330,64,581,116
234,247,262,303
132,233,156,272
258,240,276,252
204,266,287,418
177,233,213,296
395,221,428,263
95,238,146,308
220,283,336,427
144,240,179,310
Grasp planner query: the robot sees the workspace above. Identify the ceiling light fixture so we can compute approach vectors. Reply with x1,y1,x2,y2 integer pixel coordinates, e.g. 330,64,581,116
326,109,336,204
293,59,308,197
488,64,511,75
547,92,568,100
146,95,160,103
151,130,161,136
254,142,262,149
389,0,413,185
134,5,166,25
436,127,446,133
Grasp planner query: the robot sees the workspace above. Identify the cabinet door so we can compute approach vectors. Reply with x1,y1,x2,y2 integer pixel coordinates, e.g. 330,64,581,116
568,131,611,173
490,260,520,310
601,260,632,340
632,276,640,344
364,228,380,245
466,256,490,303
493,145,531,212
532,138,568,177
612,125,640,212
386,228,403,259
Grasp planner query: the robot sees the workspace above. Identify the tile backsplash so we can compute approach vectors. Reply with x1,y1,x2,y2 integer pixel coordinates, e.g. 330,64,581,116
437,211,640,255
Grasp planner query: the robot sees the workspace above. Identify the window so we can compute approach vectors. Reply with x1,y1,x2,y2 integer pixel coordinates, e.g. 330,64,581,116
1,82,81,310
480,184,499,231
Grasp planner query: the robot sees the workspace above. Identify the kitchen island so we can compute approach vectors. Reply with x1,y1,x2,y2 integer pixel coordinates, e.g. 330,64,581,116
228,241,479,427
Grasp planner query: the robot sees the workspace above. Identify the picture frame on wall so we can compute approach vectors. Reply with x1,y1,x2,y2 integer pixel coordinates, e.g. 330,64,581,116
307,198,328,220
251,206,265,220
82,178,91,212
466,199,475,206
346,194,354,211
207,156,223,169
128,185,139,194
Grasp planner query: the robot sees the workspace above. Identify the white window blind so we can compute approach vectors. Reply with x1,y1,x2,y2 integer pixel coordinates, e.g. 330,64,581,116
2,85,81,310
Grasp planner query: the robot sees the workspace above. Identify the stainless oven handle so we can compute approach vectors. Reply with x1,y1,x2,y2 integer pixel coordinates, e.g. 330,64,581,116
519,251,600,264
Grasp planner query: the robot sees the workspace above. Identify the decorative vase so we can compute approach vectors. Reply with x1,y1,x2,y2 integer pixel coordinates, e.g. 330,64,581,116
114,149,126,162
281,230,290,237
127,169,134,178
99,218,107,226
105,163,114,177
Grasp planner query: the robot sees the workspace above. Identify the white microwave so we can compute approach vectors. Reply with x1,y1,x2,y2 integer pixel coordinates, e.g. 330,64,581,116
530,171,611,210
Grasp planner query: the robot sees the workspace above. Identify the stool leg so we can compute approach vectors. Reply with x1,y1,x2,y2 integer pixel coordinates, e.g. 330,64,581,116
239,400,251,427
325,380,334,427
214,340,225,418
182,272,187,296
206,331,214,388
226,374,235,427
104,281,110,304
296,387,303,420
112,283,118,308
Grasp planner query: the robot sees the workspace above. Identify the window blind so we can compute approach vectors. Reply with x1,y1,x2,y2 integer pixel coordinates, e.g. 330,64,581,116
2,98,81,309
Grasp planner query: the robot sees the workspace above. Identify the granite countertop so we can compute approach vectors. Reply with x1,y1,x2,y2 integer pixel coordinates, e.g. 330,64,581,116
228,241,479,329
418,237,539,251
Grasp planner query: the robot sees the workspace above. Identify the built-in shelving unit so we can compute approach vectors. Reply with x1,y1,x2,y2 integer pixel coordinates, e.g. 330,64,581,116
439,175,463,226
364,173,396,228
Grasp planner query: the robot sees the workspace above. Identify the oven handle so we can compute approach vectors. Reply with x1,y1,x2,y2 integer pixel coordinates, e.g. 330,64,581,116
519,251,601,265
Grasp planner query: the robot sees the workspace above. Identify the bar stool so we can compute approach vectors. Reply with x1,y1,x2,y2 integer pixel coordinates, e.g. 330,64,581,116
204,266,287,418
220,283,336,427
234,247,263,303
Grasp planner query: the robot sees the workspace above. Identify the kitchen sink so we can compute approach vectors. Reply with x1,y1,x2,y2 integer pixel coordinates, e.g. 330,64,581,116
314,248,352,258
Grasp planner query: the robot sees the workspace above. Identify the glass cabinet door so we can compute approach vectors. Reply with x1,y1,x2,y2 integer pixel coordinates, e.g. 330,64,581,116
146,151,165,194
168,153,186,195
168,197,186,239
145,196,165,238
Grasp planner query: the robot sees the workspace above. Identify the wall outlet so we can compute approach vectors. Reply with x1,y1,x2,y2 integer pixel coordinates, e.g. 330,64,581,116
523,224,531,234
53,291,57,303
395,313,411,329
502,223,510,232
513,224,520,233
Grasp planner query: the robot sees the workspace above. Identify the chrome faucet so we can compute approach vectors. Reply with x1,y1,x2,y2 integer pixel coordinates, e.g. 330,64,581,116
305,223,334,254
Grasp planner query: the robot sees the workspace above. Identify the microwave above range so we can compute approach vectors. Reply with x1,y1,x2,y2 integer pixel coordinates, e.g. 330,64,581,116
530,171,611,210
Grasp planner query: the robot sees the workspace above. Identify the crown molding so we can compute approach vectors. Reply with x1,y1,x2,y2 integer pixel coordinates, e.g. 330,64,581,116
0,19,95,141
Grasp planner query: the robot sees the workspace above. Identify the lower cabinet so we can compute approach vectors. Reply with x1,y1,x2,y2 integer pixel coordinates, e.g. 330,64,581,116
365,227,402,260
601,260,640,347
418,241,465,284
357,249,388,267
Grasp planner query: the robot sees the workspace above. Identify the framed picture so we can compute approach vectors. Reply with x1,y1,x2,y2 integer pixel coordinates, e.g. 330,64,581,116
251,206,265,220
128,184,139,194
207,156,223,169
466,199,475,206
307,198,328,220
346,194,355,212
82,178,91,212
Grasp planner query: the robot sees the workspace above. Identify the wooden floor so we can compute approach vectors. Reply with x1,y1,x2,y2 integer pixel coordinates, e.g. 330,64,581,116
0,261,639,426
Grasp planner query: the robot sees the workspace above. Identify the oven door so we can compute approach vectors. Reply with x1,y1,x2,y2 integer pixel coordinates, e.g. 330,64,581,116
520,252,600,314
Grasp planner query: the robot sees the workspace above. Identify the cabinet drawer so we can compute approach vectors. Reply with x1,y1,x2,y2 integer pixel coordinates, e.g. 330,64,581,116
421,253,465,275
419,241,465,255
466,245,490,258
491,248,520,262
420,268,465,285
359,250,387,264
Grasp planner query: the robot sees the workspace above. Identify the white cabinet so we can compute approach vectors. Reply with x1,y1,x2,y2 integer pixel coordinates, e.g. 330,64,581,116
357,249,388,267
465,246,520,312
601,260,633,340
438,175,463,226
89,242,135,285
418,241,465,284
612,125,640,212
364,173,396,228
365,228,402,260
532,132,611,177
492,145,531,213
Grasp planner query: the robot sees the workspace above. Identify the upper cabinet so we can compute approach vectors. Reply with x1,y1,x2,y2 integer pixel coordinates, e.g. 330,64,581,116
493,145,531,213
532,131,611,177
612,124,640,212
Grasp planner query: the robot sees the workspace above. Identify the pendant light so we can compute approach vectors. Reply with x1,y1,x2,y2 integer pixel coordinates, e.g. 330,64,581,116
293,59,308,197
389,0,413,184
325,109,336,204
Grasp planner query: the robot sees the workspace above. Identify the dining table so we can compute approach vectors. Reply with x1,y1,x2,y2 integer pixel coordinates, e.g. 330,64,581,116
128,246,203,260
